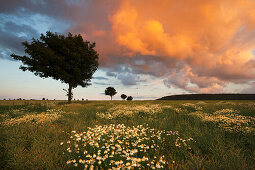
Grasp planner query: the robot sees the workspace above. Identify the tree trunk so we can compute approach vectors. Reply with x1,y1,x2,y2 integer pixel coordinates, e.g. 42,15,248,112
111,96,112,100
68,84,72,103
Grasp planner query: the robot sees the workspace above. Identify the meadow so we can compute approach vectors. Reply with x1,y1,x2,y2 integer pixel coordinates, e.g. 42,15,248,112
0,100,254,169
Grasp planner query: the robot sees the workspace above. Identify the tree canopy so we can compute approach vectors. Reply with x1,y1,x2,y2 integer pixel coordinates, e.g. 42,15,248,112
11,31,99,103
105,87,117,100
121,94,127,100
127,96,133,101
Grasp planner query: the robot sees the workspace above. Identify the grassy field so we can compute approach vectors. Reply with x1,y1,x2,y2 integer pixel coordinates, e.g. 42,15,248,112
0,100,254,169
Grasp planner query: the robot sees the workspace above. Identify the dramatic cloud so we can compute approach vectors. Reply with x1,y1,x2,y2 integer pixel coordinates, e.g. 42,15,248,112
0,21,38,56
106,72,117,77
94,82,109,86
117,74,139,86
1,0,255,92
107,0,255,92
93,76,108,80
0,0,70,59
241,81,255,93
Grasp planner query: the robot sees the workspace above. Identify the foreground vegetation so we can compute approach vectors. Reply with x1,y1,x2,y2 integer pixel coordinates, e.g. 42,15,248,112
0,100,254,169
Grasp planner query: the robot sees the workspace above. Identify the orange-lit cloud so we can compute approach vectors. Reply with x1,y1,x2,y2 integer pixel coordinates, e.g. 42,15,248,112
100,0,255,92
57,0,255,93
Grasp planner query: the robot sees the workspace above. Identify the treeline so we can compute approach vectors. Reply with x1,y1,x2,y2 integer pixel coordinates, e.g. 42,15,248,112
105,87,133,101
157,94,255,100
2,98,55,100
1,98,89,101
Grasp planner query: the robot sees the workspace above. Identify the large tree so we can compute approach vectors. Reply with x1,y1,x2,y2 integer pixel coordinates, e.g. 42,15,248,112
11,31,99,103
105,87,117,100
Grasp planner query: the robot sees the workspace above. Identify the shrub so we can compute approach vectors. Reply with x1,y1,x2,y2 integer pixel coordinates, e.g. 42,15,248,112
127,96,133,101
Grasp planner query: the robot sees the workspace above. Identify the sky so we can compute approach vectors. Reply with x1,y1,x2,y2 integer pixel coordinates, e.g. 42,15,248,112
1,0,255,100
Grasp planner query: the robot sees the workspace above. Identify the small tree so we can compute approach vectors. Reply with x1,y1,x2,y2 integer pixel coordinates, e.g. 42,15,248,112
121,94,127,100
105,87,117,100
11,31,99,103
127,96,133,101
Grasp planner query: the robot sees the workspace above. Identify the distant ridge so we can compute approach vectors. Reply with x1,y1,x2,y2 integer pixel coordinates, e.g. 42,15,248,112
157,94,255,100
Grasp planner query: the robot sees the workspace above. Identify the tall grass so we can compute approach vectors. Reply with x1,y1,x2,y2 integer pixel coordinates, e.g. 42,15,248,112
0,100,254,169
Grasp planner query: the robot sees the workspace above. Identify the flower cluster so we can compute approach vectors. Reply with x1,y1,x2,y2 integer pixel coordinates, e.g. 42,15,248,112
196,101,207,105
108,104,164,115
215,101,236,106
214,109,237,115
61,124,194,169
5,108,26,118
2,109,63,126
181,103,203,111
173,107,186,113
190,110,255,133
41,101,58,108
96,104,173,120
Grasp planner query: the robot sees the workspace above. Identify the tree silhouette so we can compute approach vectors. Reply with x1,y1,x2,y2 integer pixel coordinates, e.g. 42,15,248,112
105,87,117,100
127,96,133,101
11,31,99,103
121,94,127,100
